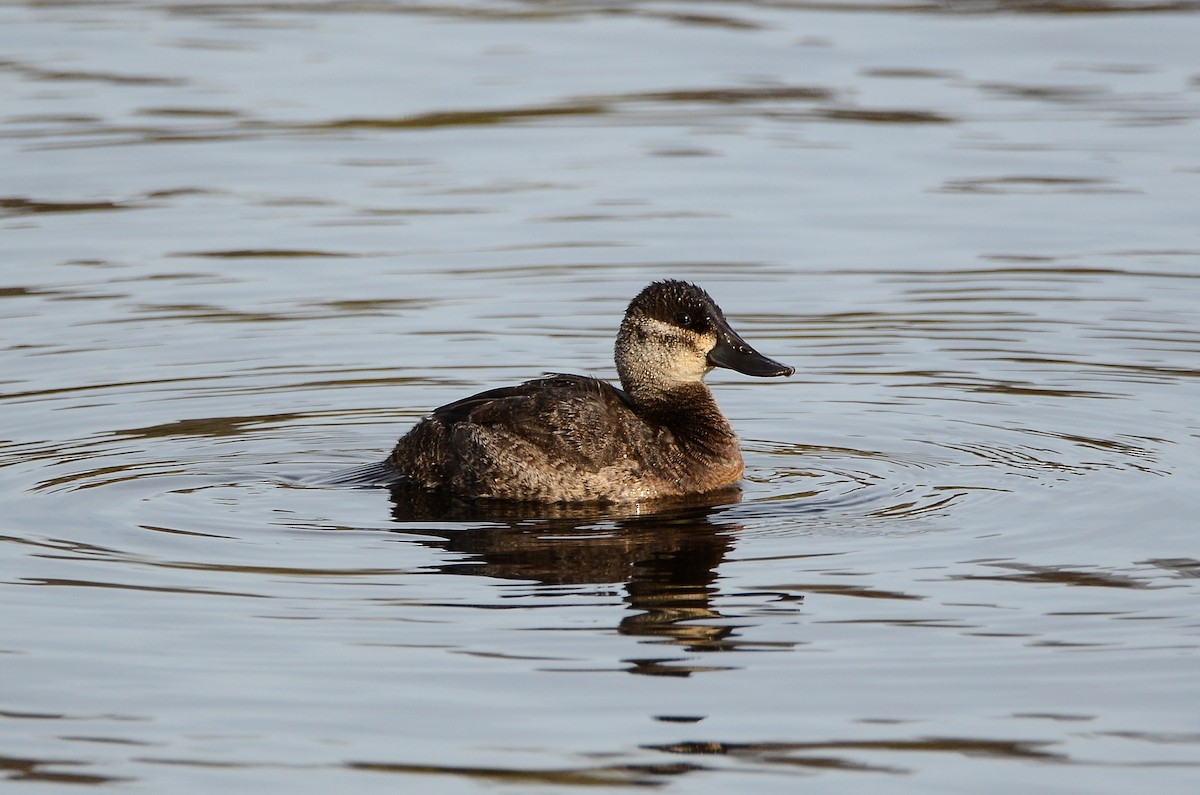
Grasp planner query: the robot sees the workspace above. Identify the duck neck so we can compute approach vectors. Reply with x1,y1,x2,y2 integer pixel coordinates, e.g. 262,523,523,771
614,321,738,454
623,379,737,455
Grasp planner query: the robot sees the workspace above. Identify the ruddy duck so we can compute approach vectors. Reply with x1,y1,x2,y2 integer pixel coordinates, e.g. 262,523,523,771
342,280,792,503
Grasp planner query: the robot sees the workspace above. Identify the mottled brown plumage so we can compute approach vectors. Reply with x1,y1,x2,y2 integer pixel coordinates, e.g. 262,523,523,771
345,280,792,503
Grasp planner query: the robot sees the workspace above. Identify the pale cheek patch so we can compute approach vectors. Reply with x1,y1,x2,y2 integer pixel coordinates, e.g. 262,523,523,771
629,318,711,383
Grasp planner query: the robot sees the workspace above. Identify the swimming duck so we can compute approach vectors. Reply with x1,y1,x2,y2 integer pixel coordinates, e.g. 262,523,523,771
347,280,792,503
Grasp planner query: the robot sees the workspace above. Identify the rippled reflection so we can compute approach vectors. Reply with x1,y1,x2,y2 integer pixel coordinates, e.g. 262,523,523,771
647,735,1065,775
387,490,792,675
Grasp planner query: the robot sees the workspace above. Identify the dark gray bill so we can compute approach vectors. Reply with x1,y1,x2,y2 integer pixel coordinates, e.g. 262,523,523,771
707,317,794,377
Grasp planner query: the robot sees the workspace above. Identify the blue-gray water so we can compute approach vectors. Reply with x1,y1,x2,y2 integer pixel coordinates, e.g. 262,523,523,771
2,1,1198,792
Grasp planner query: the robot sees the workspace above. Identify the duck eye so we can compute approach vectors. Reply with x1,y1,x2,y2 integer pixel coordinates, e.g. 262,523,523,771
675,312,692,326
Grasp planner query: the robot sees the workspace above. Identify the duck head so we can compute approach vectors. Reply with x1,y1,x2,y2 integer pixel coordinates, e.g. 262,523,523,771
614,280,793,399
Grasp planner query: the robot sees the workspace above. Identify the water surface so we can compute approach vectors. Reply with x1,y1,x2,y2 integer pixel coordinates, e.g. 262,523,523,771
2,1,1199,792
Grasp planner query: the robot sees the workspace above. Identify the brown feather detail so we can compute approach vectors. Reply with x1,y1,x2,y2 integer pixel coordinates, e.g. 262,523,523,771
386,374,741,502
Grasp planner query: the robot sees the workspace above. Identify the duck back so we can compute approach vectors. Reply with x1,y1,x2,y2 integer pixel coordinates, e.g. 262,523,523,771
385,374,742,503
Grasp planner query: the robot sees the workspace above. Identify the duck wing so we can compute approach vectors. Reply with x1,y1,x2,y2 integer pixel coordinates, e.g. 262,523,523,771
432,374,644,466
432,373,631,428
406,374,655,497
335,375,655,499
427,374,619,426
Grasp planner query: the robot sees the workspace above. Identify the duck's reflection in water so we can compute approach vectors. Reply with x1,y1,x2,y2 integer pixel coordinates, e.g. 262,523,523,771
387,486,766,676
